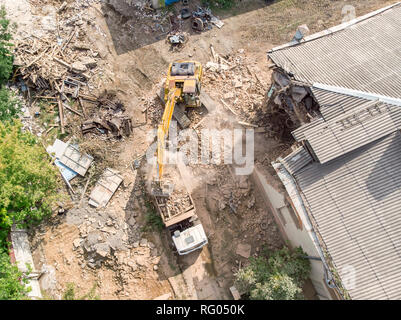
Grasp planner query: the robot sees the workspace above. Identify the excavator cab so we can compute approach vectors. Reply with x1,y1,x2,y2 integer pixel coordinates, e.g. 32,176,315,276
162,61,202,108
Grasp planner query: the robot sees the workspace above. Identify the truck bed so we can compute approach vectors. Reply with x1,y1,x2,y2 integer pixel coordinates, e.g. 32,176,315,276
154,186,196,227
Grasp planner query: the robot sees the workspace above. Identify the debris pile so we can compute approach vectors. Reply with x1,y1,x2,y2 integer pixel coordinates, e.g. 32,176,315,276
13,1,132,139
191,6,224,32
81,94,132,139
262,68,320,140
167,32,189,51
202,46,267,128
143,95,164,125
67,203,161,294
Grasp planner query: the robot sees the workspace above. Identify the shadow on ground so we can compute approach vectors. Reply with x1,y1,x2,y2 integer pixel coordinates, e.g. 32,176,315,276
102,0,274,55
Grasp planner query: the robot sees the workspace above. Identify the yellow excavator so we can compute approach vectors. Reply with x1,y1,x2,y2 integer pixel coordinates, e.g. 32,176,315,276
152,61,203,197
151,61,209,256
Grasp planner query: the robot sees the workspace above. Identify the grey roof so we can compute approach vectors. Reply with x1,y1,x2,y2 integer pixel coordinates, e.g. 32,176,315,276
311,87,372,121
292,88,401,142
303,99,401,163
272,3,401,300
293,131,401,300
268,3,401,99
280,147,313,175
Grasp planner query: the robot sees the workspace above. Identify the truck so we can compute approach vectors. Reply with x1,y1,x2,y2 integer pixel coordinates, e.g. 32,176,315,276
153,182,208,255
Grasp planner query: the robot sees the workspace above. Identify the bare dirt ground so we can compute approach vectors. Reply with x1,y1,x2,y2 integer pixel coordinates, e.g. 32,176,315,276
4,0,395,299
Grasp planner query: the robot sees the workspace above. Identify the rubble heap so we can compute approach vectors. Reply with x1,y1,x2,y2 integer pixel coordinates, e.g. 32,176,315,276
202,46,267,128
13,1,132,139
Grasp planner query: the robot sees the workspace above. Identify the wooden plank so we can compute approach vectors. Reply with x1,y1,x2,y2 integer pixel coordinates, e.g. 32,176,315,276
62,102,83,117
57,96,65,134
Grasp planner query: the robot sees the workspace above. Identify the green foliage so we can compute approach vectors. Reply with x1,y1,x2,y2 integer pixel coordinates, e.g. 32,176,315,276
0,6,14,86
142,200,164,232
264,246,311,284
62,282,100,300
0,120,59,246
0,250,30,300
250,273,303,300
235,246,311,300
0,87,20,122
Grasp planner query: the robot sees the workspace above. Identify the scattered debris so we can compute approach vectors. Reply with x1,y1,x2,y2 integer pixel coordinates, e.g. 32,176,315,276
47,139,93,195
167,32,189,51
229,286,241,300
191,6,213,32
236,243,252,259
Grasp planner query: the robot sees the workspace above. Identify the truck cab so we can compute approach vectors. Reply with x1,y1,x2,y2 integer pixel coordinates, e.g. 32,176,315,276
170,218,208,255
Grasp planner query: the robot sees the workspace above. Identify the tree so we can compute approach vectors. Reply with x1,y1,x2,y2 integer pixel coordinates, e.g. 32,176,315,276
235,246,311,300
0,87,20,122
0,250,30,300
0,120,59,246
250,273,303,300
0,5,13,86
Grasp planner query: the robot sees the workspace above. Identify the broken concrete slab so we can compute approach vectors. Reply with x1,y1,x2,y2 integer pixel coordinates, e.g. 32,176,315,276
88,168,123,208
230,286,241,300
73,238,81,248
236,243,252,259
59,143,93,177
10,228,42,299
94,242,110,258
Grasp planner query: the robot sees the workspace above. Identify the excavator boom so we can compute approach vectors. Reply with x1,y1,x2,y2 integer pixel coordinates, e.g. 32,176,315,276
157,87,182,181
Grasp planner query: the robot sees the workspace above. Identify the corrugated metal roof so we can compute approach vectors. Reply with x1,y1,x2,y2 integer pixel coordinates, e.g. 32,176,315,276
268,3,401,99
303,100,401,163
311,87,370,121
280,146,313,175
290,87,401,164
293,131,401,299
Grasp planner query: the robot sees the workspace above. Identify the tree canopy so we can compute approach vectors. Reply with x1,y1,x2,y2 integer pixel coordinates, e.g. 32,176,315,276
0,121,59,245
0,5,13,86
235,246,311,300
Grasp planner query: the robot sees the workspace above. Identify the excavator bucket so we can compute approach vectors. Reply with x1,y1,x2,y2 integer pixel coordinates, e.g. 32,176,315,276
151,180,174,197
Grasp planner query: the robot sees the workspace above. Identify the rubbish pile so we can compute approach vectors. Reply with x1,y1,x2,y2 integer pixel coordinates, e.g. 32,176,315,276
47,139,94,193
202,46,266,128
166,5,224,49
167,32,189,50
191,6,224,32
262,68,320,140
81,94,132,139
12,1,132,139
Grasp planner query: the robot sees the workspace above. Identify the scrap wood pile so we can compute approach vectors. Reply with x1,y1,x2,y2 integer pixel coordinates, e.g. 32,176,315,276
12,2,132,140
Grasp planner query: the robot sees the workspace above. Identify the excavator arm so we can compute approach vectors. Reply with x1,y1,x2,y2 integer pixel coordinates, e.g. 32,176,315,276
157,87,182,181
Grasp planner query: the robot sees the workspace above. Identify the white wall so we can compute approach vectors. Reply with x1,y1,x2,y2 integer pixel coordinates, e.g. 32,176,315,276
252,166,333,300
